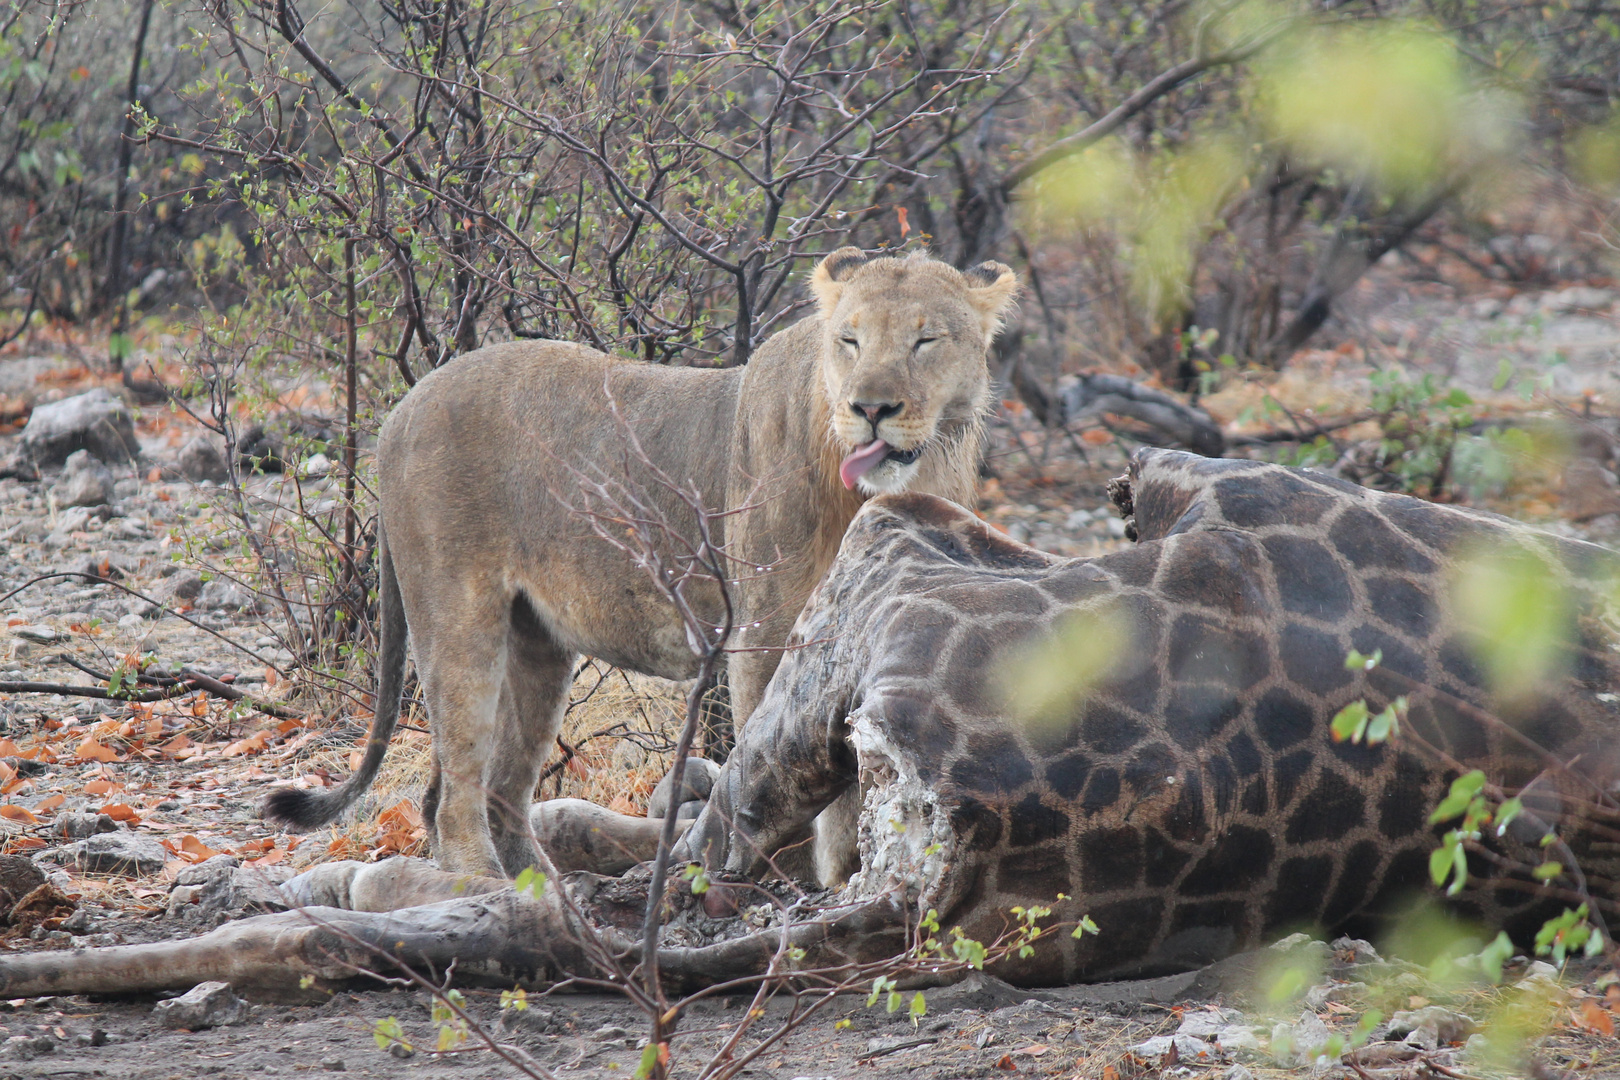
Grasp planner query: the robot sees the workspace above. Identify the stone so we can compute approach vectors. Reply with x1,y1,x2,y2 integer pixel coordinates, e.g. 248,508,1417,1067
196,579,259,612
136,570,204,617
1563,459,1620,522
168,856,291,917
105,517,148,541
0,855,48,913
51,450,113,509
1330,935,1382,965
116,613,143,632
50,506,95,537
54,812,118,840
153,981,251,1030
178,435,231,483
0,1034,54,1059
1269,1012,1331,1068
300,452,332,478
1129,1033,1219,1065
10,625,56,644
1305,980,1369,1009
6,639,31,661
498,1006,561,1035
321,1059,346,1071
112,478,140,499
1387,1006,1475,1049
20,389,137,466
648,757,721,818
65,833,168,876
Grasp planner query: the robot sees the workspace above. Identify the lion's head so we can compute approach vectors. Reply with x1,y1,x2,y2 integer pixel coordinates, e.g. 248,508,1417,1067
810,247,1018,495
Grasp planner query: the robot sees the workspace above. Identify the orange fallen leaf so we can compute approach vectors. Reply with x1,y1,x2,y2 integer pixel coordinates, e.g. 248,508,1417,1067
378,801,424,832
221,731,270,758
1014,1045,1050,1057
34,794,64,813
348,750,363,771
191,696,209,717
4,837,45,852
993,1054,1017,1071
83,779,122,796
1576,1000,1615,1036
607,794,639,816
1081,428,1114,445
98,803,140,823
75,739,120,763
247,848,287,868
0,805,38,823
160,734,191,755
0,738,22,757
167,834,222,863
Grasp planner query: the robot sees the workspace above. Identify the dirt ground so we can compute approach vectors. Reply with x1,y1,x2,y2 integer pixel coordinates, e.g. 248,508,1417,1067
0,223,1619,1077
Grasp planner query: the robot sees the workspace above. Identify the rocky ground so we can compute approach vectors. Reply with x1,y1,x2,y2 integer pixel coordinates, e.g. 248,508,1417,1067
0,254,1616,1076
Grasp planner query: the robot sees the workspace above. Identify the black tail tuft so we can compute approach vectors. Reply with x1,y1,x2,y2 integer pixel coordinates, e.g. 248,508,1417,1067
260,785,345,831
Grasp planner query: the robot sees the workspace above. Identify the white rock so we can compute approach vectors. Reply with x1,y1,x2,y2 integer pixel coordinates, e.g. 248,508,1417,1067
51,450,112,508
153,982,250,1029
299,453,333,478
177,436,230,483
20,389,136,465
1129,1033,1220,1065
1105,515,1128,538
116,613,144,632
66,833,168,876
197,579,259,612
10,625,56,644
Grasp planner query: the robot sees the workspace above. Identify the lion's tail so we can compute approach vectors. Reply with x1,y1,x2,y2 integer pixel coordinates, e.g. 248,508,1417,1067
260,526,408,831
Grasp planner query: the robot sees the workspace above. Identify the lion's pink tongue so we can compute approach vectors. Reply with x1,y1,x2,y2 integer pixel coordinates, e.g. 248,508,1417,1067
839,439,890,490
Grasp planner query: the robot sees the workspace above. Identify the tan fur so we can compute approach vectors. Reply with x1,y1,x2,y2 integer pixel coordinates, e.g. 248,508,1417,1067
267,248,1017,879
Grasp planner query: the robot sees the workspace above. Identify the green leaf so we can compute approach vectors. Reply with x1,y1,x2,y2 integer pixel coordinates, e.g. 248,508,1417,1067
1365,701,1401,744
910,992,927,1019
634,1042,659,1080
1331,700,1370,743
1495,796,1524,835
1478,931,1514,983
1344,648,1382,671
514,866,547,900
1429,771,1486,823
1532,861,1563,881
1429,845,1454,887
373,1016,410,1052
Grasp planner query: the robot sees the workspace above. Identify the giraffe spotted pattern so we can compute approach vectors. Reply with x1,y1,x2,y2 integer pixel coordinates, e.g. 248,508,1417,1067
680,449,1620,984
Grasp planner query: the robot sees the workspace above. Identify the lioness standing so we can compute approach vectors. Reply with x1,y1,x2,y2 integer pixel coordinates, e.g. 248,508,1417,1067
264,248,1018,879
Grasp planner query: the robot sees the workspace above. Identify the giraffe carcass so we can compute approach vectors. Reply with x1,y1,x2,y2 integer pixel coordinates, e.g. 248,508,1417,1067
2,450,1617,996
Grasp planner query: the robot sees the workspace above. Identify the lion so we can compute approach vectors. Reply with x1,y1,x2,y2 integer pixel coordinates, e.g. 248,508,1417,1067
262,247,1019,879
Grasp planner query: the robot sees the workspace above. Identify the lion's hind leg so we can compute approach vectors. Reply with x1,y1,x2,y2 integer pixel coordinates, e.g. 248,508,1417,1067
486,593,575,879
412,582,513,877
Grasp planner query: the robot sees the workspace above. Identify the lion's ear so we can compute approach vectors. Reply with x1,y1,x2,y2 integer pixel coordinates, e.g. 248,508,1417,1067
811,247,871,315
962,260,1019,336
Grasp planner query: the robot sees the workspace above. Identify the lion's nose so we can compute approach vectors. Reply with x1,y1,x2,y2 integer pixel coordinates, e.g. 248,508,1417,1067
851,400,903,427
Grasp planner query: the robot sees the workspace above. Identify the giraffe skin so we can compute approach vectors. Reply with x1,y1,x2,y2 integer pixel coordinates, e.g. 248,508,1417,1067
679,448,1620,984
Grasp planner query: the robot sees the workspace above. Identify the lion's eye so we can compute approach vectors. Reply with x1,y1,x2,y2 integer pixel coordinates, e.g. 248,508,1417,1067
913,337,938,351
840,337,859,350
